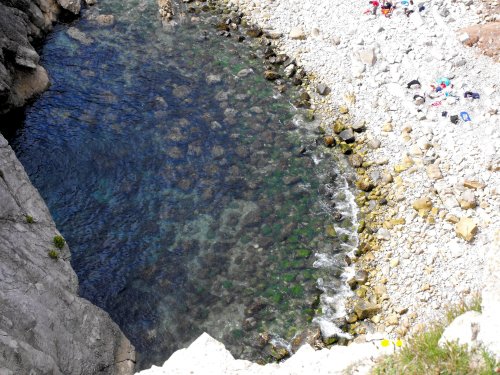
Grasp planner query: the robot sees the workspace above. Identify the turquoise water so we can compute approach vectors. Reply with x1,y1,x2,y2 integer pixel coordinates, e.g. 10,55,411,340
3,0,357,369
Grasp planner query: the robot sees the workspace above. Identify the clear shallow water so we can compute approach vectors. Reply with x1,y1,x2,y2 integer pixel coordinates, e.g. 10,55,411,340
3,0,357,369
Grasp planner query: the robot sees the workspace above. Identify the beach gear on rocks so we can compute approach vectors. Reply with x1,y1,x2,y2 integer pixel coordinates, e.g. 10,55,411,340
437,77,451,86
450,115,459,124
442,111,448,117
413,94,425,105
407,79,421,89
460,111,471,122
464,91,480,99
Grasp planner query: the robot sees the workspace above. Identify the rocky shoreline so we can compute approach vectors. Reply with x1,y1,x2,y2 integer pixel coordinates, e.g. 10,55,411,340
140,0,499,372
226,0,499,347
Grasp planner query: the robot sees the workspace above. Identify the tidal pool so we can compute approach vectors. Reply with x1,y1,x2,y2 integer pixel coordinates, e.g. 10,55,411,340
2,0,357,369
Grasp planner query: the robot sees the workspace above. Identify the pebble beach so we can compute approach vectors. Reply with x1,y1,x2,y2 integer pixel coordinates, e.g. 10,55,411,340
227,0,500,342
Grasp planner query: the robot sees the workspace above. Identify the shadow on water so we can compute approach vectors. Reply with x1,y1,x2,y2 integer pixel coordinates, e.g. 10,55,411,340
2,0,358,370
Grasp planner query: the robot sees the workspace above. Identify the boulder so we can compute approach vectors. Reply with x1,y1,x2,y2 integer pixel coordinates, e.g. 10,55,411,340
354,300,380,319
15,46,40,69
439,311,481,348
57,0,82,14
455,217,478,242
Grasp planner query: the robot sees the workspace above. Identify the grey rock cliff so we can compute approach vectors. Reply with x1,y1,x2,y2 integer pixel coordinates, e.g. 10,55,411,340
0,133,135,374
0,0,82,113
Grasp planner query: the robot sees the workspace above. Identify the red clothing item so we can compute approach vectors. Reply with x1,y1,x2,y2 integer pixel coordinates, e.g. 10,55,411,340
372,1,380,6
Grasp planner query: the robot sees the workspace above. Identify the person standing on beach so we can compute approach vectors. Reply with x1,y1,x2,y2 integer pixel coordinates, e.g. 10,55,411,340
369,0,380,15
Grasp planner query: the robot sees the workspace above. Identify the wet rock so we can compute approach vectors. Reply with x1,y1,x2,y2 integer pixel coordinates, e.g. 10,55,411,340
57,0,82,14
339,128,355,143
264,70,280,81
237,68,254,78
258,332,271,347
354,300,380,319
354,270,368,285
355,177,374,192
242,317,257,331
324,135,335,147
95,14,115,26
241,211,261,228
325,224,337,238
246,26,263,38
455,217,478,242
291,327,323,352
67,27,93,45
269,343,290,360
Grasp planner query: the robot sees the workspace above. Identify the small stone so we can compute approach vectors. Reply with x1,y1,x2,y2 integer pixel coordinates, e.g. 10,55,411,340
455,217,478,242
346,313,358,324
358,48,377,66
459,190,476,209
463,180,485,190
368,138,381,149
349,154,363,168
324,136,336,147
352,121,366,132
382,122,393,132
339,106,349,114
354,270,369,284
412,197,432,212
264,70,280,81
317,83,329,96
390,258,399,267
289,27,306,40
386,314,399,325
339,128,355,143
95,14,115,25
356,177,374,192
325,225,337,238
426,164,443,180
246,27,263,38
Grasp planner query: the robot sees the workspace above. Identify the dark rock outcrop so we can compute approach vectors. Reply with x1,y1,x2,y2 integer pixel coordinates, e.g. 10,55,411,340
0,0,83,114
0,134,135,374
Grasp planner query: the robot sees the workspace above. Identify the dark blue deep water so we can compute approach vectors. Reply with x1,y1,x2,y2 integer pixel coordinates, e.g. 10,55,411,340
3,0,357,369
